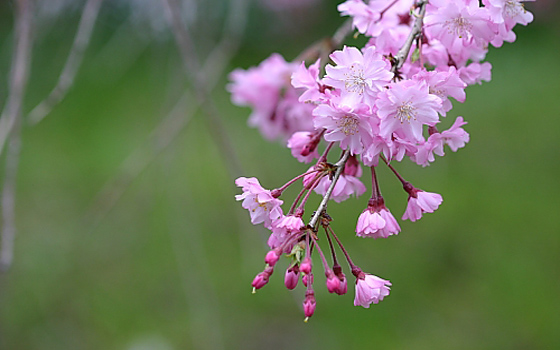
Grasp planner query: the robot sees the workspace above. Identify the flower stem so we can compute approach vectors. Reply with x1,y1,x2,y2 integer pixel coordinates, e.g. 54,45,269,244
308,151,350,229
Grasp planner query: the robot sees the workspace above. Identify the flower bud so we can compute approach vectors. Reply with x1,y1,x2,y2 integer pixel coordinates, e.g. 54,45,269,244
300,256,312,274
265,248,281,266
251,266,274,292
303,290,316,322
284,265,299,290
325,269,340,294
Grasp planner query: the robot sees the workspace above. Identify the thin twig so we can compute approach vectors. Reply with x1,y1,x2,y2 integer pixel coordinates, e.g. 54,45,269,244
308,151,350,229
0,121,22,271
86,0,250,228
28,0,104,125
392,0,428,73
0,0,33,159
0,0,33,270
162,0,243,178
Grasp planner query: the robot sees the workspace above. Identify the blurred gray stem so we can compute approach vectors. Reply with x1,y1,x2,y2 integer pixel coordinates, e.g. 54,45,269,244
0,0,33,270
28,0,104,125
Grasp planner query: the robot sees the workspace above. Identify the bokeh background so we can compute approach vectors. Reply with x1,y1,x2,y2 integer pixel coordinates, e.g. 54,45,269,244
0,0,559,349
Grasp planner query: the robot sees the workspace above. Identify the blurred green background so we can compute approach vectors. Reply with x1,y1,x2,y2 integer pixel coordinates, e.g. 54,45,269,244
0,0,559,349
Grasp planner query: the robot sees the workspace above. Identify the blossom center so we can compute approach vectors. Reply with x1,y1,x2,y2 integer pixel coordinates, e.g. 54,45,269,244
429,86,445,99
504,0,523,18
396,101,416,123
344,63,366,95
444,16,473,38
252,197,270,212
337,116,359,135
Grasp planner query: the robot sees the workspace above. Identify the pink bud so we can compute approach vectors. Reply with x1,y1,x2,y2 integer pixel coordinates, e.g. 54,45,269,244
284,265,299,290
325,269,340,294
251,266,273,291
300,257,312,274
303,291,316,321
335,276,348,295
265,249,281,266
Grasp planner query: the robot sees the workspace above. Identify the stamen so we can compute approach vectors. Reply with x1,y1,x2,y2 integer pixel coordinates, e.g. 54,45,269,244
444,16,473,38
396,101,416,123
337,116,359,135
344,63,366,95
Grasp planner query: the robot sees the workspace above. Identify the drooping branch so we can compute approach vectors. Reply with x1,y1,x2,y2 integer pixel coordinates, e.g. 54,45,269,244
0,0,33,159
0,0,34,271
28,0,104,125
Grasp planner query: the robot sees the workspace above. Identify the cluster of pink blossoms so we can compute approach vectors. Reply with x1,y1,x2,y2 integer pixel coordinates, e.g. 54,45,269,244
229,0,533,320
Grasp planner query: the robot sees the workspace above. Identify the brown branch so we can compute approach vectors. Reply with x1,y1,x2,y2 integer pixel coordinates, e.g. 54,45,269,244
28,0,104,125
392,0,428,73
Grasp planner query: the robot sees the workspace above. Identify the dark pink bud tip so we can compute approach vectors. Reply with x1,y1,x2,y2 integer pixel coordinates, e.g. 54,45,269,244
265,249,281,266
251,273,269,290
303,291,316,320
325,270,340,294
300,257,312,275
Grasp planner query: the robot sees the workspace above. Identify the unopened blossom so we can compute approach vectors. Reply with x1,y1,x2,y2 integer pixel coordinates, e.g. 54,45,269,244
325,269,341,294
377,80,442,142
235,177,283,229
285,265,300,290
265,248,282,266
356,198,400,239
303,290,316,320
287,131,321,163
323,46,393,107
354,272,391,308
252,266,274,291
402,186,443,222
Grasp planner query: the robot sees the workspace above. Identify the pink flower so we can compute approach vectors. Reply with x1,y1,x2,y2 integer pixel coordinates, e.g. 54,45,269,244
425,0,497,60
458,62,492,85
314,165,366,203
269,215,304,251
356,198,400,239
323,46,393,107
354,273,391,308
377,79,441,142
291,59,324,103
413,67,467,116
235,177,283,229
413,117,470,166
228,54,314,140
402,187,443,222
313,99,375,155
